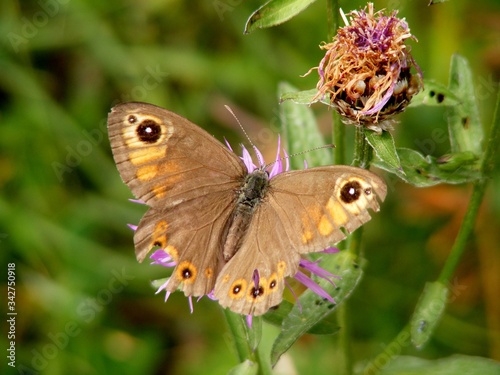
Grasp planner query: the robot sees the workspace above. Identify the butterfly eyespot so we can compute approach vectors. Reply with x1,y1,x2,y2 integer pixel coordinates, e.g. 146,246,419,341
128,115,137,123
269,280,277,289
176,261,197,283
250,285,264,299
136,119,162,144
340,180,362,203
364,188,372,195
229,279,247,299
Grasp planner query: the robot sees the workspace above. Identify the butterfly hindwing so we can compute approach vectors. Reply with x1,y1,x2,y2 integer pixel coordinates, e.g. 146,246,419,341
134,190,237,296
268,166,387,253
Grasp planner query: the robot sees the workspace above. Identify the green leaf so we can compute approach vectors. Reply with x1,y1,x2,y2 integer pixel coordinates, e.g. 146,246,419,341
372,355,500,375
151,278,169,289
244,0,318,34
373,148,481,187
447,54,483,155
278,82,333,170
428,0,450,5
365,130,403,172
227,360,258,375
280,88,327,105
410,79,461,107
410,282,449,349
270,251,362,366
263,300,340,335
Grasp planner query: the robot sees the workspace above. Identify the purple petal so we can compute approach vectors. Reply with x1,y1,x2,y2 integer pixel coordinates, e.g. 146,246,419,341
294,270,335,304
253,145,265,168
269,136,283,178
246,314,253,328
299,259,340,287
252,269,260,289
361,65,400,115
224,137,234,151
321,247,340,254
127,224,138,231
241,145,256,173
150,250,176,268
188,296,194,314
206,290,217,301
283,148,290,172
128,198,146,205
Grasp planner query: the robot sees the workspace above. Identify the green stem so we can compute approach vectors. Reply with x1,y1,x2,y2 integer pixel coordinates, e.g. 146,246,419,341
361,325,411,375
223,310,271,375
327,0,346,166
352,127,373,168
224,309,255,362
333,111,346,165
327,3,355,375
438,89,500,284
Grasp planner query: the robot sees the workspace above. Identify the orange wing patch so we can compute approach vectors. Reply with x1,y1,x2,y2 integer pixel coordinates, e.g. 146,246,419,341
136,164,158,182
129,146,166,166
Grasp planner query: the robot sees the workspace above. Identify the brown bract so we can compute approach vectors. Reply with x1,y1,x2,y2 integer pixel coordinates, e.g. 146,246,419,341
314,3,423,133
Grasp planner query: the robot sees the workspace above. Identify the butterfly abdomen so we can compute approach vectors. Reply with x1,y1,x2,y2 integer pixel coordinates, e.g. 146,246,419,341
222,170,270,261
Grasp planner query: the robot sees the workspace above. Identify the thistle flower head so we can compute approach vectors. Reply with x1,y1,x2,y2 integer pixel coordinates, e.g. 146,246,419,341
315,3,422,133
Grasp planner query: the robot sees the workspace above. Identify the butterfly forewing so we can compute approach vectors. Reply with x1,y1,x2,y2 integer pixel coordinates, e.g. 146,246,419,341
108,102,246,208
108,102,247,297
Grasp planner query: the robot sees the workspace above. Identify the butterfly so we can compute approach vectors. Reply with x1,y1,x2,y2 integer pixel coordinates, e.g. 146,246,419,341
107,102,387,316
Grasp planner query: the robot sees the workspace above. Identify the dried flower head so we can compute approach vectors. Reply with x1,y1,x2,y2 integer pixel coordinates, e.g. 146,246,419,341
314,3,422,133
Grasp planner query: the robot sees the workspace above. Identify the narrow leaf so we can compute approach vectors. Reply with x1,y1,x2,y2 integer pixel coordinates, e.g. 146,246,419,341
245,0,318,34
365,130,402,171
373,148,481,187
409,79,461,107
264,300,340,335
373,354,500,375
447,54,483,155
278,82,333,170
280,88,320,105
410,282,449,349
270,251,362,366
429,0,450,5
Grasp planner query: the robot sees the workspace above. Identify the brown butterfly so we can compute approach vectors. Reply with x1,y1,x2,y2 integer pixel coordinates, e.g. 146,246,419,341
107,102,387,316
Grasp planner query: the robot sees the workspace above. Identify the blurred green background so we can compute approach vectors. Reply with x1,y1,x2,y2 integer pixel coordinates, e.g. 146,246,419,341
1,0,499,374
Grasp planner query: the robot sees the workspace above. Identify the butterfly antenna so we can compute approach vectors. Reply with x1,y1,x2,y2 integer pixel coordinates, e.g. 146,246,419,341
224,105,264,166
264,144,335,169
